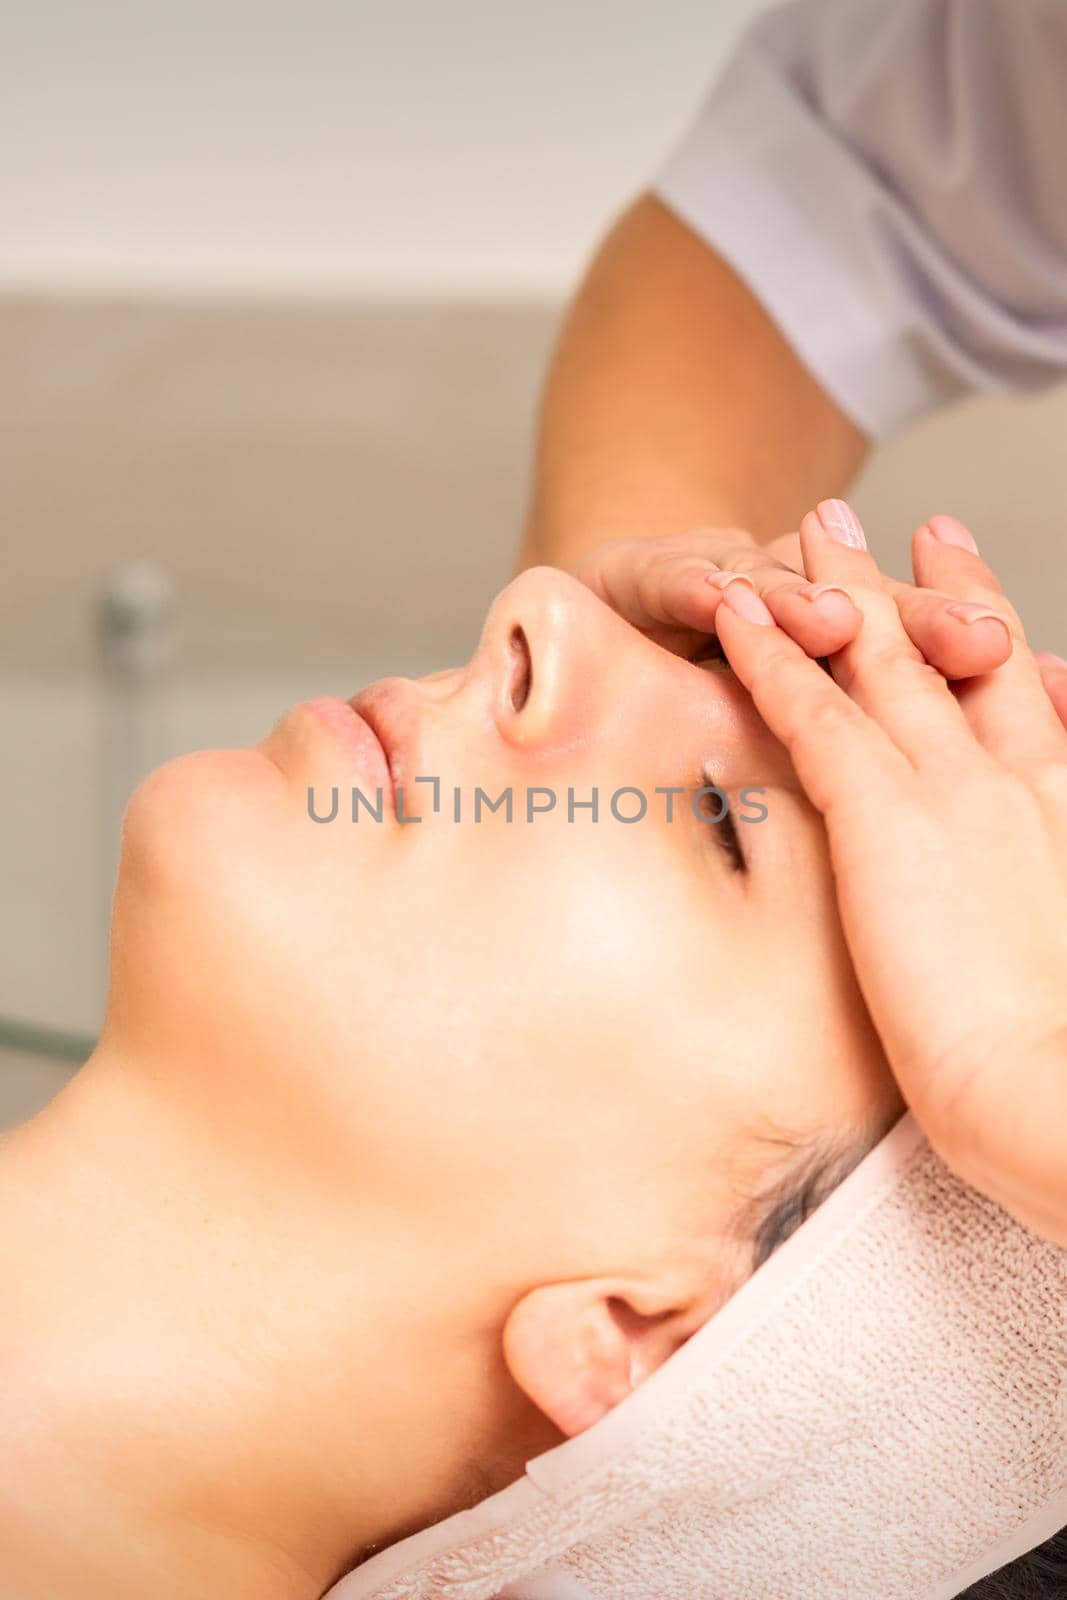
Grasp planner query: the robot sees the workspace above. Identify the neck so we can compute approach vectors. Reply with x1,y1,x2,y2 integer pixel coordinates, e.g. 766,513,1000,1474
0,1046,534,1598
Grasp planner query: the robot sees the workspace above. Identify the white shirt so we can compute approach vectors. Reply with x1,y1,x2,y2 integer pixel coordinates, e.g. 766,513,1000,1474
653,0,1067,438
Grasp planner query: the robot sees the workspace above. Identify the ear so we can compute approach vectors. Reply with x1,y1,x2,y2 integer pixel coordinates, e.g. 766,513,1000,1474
502,1277,705,1438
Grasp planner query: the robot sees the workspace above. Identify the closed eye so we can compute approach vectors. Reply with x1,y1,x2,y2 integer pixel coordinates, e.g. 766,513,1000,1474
716,801,746,873
695,637,834,677
696,781,747,874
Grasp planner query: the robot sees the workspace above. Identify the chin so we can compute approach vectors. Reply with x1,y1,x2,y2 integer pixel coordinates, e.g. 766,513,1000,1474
121,746,283,878
114,746,290,992
106,747,292,1061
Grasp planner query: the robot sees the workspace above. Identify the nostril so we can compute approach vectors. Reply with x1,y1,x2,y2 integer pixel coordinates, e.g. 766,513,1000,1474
507,624,532,712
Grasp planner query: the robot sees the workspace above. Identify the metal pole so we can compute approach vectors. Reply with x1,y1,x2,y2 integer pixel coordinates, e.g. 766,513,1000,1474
96,560,176,1003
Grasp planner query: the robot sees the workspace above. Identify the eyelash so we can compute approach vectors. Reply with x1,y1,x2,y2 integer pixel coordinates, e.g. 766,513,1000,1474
696,777,747,873
692,641,746,871
696,635,834,677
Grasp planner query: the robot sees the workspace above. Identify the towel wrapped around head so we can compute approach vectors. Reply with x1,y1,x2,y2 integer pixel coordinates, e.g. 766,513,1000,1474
325,1114,1067,1600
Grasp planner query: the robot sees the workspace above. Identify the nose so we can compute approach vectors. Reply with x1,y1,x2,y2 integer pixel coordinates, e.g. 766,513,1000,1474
470,564,667,752
466,565,789,784
469,566,599,749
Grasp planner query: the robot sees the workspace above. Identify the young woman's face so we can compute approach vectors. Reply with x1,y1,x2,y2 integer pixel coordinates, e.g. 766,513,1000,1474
110,567,899,1296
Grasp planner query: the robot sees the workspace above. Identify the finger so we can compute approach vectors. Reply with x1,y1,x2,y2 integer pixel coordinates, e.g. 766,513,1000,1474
776,509,1009,678
798,501,978,764
792,508,1012,679
579,533,863,660
888,582,1014,680
712,582,911,819
718,570,863,658
577,528,758,606
656,562,864,661
805,499,1012,681
582,541,715,629
1036,653,1067,731
642,559,860,659
910,514,1007,602
577,532,765,653
911,518,1067,761
632,554,749,637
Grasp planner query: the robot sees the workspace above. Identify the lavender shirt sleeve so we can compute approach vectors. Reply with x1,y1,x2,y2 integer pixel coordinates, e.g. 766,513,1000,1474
653,0,1067,438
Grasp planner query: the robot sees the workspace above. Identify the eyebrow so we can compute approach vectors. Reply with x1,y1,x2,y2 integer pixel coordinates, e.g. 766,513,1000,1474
733,1120,891,1273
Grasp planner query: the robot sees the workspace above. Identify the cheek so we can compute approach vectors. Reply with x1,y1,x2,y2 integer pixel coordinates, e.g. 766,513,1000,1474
387,821,739,1119
280,822,694,1153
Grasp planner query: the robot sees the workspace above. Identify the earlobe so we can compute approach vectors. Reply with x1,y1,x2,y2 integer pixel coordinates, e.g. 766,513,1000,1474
502,1279,695,1439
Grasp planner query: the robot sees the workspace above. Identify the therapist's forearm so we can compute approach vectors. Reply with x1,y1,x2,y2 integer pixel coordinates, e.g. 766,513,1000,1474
519,194,869,572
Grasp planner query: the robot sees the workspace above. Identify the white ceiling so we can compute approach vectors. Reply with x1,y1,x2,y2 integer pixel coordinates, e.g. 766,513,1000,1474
2,0,760,296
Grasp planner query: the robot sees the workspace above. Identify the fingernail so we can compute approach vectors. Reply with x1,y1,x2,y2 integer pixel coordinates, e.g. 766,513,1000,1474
924,515,978,554
705,570,755,590
945,602,1011,636
816,499,867,550
720,582,774,626
1036,651,1067,669
798,581,857,607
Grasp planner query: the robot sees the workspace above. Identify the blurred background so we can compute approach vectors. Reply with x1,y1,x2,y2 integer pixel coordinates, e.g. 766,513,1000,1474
3,0,1067,1122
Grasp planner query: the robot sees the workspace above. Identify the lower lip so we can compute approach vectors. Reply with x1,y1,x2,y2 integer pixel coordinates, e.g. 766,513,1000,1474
303,696,394,811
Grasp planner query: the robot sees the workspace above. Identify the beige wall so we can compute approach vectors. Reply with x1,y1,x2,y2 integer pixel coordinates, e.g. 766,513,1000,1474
4,295,1065,676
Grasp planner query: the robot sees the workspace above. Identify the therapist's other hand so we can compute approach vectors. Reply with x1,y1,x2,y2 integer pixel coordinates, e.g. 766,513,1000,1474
714,499,1067,1248
911,511,1067,730
573,525,1015,680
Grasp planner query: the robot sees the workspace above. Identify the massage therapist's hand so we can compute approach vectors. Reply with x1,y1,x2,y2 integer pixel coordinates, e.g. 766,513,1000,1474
714,500,1067,1248
572,525,1015,681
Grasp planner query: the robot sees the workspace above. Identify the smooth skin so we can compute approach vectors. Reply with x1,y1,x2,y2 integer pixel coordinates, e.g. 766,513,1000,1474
715,499,1067,1247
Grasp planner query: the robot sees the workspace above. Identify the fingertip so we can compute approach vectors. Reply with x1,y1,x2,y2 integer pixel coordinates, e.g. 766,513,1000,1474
925,513,979,554
795,582,862,642
944,603,1012,645
758,589,858,663
718,580,775,626
705,569,755,591
798,581,859,611
797,509,826,581
918,608,1012,680
815,498,868,550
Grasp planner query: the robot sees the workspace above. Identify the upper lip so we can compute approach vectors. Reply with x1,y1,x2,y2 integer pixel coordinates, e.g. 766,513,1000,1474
349,680,418,803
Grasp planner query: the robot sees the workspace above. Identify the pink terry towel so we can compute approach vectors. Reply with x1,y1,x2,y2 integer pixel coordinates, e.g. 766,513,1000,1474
325,1114,1067,1600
